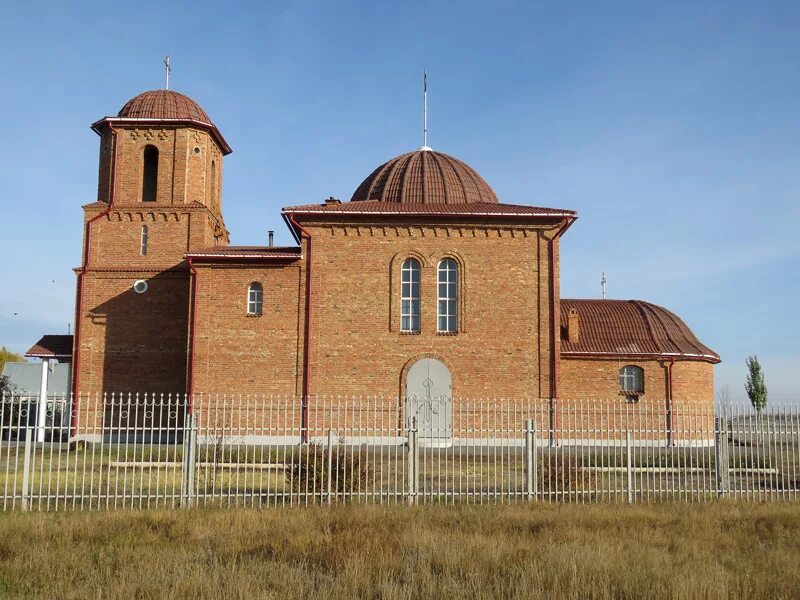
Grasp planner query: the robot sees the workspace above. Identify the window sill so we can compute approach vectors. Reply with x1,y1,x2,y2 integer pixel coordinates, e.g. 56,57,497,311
620,392,642,404
400,331,421,335
245,314,263,318
436,331,459,336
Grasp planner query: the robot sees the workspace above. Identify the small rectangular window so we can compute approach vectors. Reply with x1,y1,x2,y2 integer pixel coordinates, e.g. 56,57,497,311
140,226,148,256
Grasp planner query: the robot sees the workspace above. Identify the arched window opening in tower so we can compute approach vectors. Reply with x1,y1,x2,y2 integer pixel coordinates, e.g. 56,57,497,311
248,283,263,316
140,225,148,256
438,258,458,333
619,365,644,403
142,145,159,202
400,258,420,332
211,160,217,207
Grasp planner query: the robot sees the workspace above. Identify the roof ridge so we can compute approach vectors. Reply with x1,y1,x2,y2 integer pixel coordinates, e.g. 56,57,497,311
399,152,417,204
650,302,710,357
428,151,449,203
631,300,661,351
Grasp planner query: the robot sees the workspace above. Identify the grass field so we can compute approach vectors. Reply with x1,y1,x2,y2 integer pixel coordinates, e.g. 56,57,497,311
0,503,799,599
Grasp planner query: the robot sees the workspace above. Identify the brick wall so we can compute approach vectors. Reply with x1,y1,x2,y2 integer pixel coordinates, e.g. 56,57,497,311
301,220,561,400
190,262,304,395
96,125,225,213
559,357,714,405
187,218,565,403
76,270,190,394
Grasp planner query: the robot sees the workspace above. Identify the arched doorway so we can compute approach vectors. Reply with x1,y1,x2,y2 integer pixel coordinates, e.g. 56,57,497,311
405,358,452,445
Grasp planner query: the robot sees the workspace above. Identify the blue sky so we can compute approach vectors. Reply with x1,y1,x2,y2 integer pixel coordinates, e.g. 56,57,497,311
0,1,798,403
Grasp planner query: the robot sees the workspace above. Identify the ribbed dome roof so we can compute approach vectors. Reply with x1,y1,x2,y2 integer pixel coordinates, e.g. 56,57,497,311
351,149,499,204
118,90,212,124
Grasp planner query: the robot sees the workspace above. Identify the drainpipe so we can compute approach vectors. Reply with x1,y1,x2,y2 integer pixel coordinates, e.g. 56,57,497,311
71,123,118,432
285,213,312,443
186,256,199,415
666,358,675,447
547,216,575,446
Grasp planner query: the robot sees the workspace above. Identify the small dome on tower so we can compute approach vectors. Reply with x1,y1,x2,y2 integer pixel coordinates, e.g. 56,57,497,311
351,149,499,204
118,90,212,124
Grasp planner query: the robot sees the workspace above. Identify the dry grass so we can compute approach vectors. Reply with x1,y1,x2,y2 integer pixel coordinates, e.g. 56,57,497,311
0,503,798,599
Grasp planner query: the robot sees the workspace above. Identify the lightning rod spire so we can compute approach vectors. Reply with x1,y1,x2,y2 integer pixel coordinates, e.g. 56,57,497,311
421,70,431,151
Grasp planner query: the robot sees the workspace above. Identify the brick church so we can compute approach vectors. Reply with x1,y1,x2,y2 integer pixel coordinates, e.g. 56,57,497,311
53,87,719,417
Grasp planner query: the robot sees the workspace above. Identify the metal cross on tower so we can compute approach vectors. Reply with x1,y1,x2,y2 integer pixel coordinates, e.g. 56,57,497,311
164,56,171,90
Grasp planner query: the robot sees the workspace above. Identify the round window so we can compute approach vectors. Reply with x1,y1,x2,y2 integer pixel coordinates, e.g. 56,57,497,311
133,280,148,294
193,146,201,154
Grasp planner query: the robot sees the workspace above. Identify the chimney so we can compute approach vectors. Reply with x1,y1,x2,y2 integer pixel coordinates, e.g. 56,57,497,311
567,308,580,343
268,231,274,247
325,196,341,205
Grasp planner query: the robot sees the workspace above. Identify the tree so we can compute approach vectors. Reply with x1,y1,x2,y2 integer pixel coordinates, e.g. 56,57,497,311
745,356,768,413
0,346,24,374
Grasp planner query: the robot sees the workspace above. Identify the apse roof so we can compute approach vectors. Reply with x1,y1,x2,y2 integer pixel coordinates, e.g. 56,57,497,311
560,299,719,363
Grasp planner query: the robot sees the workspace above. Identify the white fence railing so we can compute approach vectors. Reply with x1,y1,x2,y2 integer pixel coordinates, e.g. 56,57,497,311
1,392,798,510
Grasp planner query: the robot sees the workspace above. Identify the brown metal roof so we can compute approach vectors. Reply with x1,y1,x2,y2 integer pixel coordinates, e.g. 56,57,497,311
25,335,73,359
118,90,212,124
560,299,720,363
352,149,499,204
283,200,575,217
187,246,301,260
91,90,232,155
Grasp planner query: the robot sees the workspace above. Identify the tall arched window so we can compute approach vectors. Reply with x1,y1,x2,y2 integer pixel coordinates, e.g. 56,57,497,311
142,145,159,202
619,365,644,403
140,225,148,256
400,258,420,332
210,160,217,207
247,282,263,315
437,258,458,333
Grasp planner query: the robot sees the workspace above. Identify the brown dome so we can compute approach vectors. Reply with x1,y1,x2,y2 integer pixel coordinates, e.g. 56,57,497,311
351,149,499,204
118,90,212,124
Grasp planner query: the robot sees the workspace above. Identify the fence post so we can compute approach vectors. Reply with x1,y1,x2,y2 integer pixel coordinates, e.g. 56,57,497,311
626,429,633,504
407,416,417,505
21,427,33,511
181,414,197,508
715,415,730,498
525,418,537,500
326,428,333,506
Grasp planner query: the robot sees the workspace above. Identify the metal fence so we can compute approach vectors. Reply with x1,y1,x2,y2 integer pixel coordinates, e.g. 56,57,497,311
1,392,798,510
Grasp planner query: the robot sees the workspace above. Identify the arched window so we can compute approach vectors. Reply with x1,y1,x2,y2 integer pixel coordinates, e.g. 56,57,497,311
619,365,644,403
140,225,148,256
210,160,217,206
400,258,420,332
142,145,159,202
437,258,458,333
247,282,263,315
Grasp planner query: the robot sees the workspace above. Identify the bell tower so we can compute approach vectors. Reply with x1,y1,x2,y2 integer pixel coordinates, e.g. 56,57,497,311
73,89,233,396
